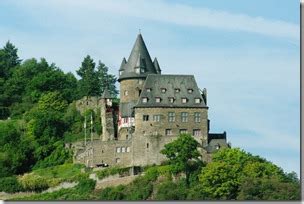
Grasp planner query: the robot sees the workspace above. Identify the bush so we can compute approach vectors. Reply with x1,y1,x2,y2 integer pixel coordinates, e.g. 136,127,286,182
75,178,96,193
96,167,130,180
155,179,188,200
99,185,126,200
0,176,24,193
18,173,49,192
125,176,153,200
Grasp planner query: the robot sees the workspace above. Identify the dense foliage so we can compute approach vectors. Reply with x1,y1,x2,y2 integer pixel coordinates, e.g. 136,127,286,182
0,41,117,178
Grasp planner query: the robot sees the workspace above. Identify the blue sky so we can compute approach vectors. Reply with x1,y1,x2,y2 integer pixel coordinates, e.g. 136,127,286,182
0,0,300,175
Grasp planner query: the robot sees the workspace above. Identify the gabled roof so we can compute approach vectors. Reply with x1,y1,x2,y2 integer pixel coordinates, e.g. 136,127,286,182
118,34,160,81
135,74,208,108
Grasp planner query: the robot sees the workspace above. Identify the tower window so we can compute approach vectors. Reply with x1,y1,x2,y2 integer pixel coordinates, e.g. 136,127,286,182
143,115,149,121
155,97,161,103
140,68,145,73
138,90,142,96
161,88,167,93
175,88,180,93
147,143,149,148
168,112,175,122
119,71,123,75
142,97,148,103
124,90,128,96
135,67,140,74
194,112,201,123
181,112,188,122
195,98,201,104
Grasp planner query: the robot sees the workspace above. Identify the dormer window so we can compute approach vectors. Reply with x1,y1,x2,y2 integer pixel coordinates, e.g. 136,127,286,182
188,89,193,93
135,67,140,74
175,88,180,93
195,98,201,104
140,68,145,73
142,97,148,103
155,97,161,103
161,88,167,93
182,98,188,103
168,97,174,103
146,88,152,92
119,71,123,76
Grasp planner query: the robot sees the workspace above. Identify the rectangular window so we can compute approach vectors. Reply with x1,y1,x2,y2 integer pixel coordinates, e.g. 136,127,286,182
168,97,174,103
168,112,175,122
180,129,188,134
153,115,161,122
143,115,149,121
165,129,172,135
182,98,188,103
122,147,126,153
195,98,201,104
116,147,121,153
155,97,161,103
123,118,128,123
193,129,201,136
146,88,151,92
126,147,130,152
194,112,201,123
181,112,188,122
116,158,120,163
135,67,140,74
142,97,148,103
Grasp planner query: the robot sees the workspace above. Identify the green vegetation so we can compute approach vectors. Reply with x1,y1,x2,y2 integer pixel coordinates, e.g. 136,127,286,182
96,166,130,180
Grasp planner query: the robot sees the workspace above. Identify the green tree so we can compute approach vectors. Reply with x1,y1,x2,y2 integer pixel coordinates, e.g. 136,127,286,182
76,55,99,97
0,41,21,79
160,134,201,185
96,61,118,97
197,148,299,200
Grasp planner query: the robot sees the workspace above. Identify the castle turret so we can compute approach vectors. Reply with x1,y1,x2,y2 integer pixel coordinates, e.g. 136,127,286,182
100,88,115,141
118,33,161,131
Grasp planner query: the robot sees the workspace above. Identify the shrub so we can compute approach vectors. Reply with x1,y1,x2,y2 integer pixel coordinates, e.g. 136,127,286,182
96,167,130,180
75,178,96,193
0,176,24,193
99,185,126,200
18,173,49,192
155,179,188,200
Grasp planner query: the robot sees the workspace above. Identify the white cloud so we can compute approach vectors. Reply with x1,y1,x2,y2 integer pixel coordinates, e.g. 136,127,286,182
15,0,299,41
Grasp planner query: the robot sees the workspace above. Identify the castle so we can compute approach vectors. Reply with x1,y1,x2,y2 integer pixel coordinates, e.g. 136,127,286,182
74,34,228,168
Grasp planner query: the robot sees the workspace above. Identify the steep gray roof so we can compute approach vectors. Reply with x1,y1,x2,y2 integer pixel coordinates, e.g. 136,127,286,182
118,34,160,81
135,74,207,108
101,88,112,99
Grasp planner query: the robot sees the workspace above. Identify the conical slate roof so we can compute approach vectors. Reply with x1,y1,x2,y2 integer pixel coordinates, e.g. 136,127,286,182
153,57,161,74
118,34,160,81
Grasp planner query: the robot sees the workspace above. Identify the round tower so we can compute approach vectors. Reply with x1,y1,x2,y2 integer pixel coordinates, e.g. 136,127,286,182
118,33,161,130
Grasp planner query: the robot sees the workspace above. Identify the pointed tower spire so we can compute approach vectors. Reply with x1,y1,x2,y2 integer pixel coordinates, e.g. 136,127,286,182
118,33,160,82
153,57,161,74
